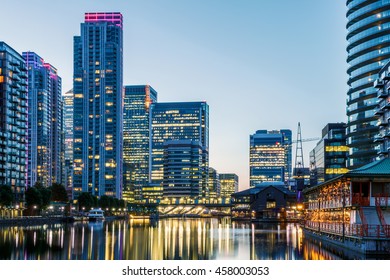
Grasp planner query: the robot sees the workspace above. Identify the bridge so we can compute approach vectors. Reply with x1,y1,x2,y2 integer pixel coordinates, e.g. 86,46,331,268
127,197,232,216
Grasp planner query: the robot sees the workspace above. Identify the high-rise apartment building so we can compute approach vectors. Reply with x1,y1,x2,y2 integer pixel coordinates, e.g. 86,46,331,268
23,52,63,188
123,85,157,202
0,42,28,200
374,60,390,158
249,130,292,187
150,102,209,197
346,0,390,168
219,173,238,197
309,123,349,185
73,13,123,199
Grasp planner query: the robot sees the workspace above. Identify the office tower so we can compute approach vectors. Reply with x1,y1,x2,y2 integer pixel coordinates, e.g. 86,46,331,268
23,52,63,188
249,129,292,187
150,101,209,197
374,61,390,158
123,85,157,202
73,12,123,199
309,123,349,185
219,173,238,197
0,42,28,200
163,140,206,198
63,89,74,193
208,167,220,198
346,0,390,168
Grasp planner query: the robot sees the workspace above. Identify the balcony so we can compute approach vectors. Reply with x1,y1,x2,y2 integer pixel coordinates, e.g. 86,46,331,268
374,107,384,116
384,71,390,81
374,79,385,89
373,135,384,143
377,119,388,127
378,89,389,98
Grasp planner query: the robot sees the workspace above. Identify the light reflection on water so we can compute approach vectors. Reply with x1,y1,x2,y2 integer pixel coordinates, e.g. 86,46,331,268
0,218,361,260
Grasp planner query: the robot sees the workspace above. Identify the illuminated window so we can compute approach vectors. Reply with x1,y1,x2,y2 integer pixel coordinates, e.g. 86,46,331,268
266,201,276,209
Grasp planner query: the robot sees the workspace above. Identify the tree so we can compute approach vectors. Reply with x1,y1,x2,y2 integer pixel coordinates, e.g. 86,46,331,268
77,192,97,211
25,187,42,208
34,183,51,210
0,185,14,207
50,183,69,203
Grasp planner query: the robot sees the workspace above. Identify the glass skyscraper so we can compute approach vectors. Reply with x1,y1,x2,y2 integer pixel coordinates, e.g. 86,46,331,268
123,85,157,202
309,123,349,186
373,60,390,158
73,13,123,199
249,129,292,187
208,167,220,198
219,173,238,197
23,52,63,188
346,0,390,168
163,140,206,198
0,42,28,200
63,89,74,192
150,102,209,197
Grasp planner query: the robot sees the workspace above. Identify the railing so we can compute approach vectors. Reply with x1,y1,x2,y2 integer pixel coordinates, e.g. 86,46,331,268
304,221,385,238
375,195,390,238
352,193,370,206
358,207,368,236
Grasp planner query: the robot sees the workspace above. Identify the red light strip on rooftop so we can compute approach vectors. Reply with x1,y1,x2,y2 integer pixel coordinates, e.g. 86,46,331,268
85,12,123,28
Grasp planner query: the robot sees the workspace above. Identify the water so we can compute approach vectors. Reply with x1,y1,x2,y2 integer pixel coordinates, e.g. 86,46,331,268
0,218,366,260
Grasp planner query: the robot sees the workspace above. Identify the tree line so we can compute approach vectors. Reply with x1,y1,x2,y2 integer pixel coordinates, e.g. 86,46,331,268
0,183,126,214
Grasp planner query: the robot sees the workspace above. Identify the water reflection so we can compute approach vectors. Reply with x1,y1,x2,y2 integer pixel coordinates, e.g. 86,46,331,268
0,218,367,260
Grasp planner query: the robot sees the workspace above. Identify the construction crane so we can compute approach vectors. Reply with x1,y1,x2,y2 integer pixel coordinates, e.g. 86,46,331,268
291,122,320,202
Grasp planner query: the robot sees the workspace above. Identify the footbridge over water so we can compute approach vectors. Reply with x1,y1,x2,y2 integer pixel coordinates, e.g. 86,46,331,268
127,197,232,216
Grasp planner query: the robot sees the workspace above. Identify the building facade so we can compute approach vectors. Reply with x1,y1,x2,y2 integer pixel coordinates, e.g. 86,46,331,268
73,12,123,199
208,167,220,198
0,42,28,200
123,85,157,202
150,102,209,197
309,123,349,186
23,52,63,188
249,129,292,187
163,140,206,198
346,0,390,168
374,60,390,158
219,173,238,197
63,89,74,195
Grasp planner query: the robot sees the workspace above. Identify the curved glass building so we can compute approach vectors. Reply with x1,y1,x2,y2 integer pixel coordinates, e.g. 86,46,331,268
346,0,390,168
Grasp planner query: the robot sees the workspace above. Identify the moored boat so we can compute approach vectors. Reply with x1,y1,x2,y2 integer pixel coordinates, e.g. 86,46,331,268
87,209,105,222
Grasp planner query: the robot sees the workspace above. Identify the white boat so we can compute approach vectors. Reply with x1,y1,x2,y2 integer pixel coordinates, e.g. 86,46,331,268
87,209,105,221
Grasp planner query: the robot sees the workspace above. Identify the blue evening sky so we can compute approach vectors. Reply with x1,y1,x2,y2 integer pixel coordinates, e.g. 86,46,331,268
2,0,347,190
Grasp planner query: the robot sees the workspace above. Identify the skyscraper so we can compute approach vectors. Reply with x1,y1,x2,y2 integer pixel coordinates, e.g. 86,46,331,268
219,173,238,197
123,85,157,202
208,167,220,198
309,123,349,185
163,140,206,198
63,89,74,193
373,60,390,158
249,130,292,187
0,42,28,200
23,52,63,188
150,102,209,197
73,13,123,199
346,0,390,168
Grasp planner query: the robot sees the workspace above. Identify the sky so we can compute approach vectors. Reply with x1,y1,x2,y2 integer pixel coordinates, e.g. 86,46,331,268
2,0,348,190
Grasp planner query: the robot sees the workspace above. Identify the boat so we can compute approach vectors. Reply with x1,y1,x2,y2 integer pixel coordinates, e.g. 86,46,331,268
87,209,105,222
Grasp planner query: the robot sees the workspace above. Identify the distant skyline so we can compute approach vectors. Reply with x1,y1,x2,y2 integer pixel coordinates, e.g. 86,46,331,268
2,0,347,190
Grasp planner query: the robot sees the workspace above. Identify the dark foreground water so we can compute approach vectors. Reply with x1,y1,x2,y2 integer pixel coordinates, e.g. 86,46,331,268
0,218,369,260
